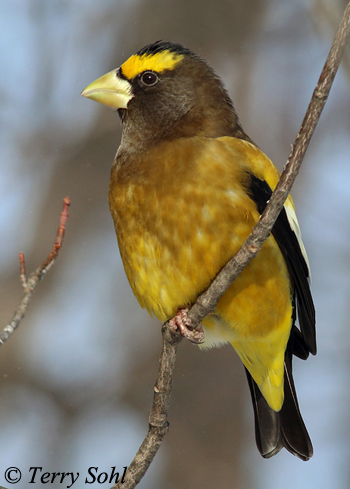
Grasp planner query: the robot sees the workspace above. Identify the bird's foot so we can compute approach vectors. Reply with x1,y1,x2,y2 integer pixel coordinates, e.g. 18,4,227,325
169,308,204,344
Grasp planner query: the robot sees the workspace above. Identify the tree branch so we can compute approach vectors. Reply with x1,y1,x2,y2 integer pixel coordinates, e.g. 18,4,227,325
188,0,350,325
112,326,182,489
113,4,350,487
0,196,70,346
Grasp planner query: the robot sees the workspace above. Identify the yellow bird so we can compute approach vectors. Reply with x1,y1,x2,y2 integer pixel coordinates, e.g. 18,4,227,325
82,40,316,460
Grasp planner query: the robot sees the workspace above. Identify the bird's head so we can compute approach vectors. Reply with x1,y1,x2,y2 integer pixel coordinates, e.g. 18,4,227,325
81,40,249,149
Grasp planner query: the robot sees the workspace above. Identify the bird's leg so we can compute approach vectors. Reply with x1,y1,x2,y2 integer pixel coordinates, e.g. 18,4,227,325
168,308,204,344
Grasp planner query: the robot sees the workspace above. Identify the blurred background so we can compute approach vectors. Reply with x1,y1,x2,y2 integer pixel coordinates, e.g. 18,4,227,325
1,0,350,488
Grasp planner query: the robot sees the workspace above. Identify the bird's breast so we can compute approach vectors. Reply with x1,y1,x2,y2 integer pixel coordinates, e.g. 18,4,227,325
109,137,291,340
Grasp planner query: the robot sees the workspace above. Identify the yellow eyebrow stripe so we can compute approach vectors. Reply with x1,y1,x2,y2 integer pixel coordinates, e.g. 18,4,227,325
121,50,184,80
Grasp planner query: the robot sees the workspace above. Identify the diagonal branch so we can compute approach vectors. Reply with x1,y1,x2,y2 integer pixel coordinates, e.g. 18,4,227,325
0,196,70,346
112,325,182,489
188,1,350,325
112,3,350,488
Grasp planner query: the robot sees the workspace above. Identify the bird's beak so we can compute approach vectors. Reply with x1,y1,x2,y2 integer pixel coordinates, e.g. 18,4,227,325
81,69,133,110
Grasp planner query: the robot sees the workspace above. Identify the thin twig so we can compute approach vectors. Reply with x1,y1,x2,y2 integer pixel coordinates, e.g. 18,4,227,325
312,0,350,85
188,0,350,325
113,3,350,487
112,325,181,489
0,196,71,346
19,252,27,289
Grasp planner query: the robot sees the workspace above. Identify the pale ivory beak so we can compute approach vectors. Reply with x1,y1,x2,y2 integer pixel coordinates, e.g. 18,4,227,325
81,69,133,110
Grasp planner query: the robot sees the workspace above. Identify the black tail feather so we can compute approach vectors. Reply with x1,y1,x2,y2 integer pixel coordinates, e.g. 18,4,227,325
245,369,283,458
245,173,315,460
245,341,313,461
280,347,313,460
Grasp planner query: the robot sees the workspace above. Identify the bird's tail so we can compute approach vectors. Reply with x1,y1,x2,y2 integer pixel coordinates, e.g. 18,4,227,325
245,333,313,461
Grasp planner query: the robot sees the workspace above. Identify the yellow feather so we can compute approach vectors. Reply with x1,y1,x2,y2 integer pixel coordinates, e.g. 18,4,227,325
110,136,298,410
121,51,184,80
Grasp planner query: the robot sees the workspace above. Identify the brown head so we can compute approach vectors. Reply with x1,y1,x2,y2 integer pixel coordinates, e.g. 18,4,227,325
81,40,252,152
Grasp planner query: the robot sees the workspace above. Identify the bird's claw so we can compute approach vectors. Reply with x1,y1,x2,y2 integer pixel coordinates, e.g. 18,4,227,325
169,308,204,344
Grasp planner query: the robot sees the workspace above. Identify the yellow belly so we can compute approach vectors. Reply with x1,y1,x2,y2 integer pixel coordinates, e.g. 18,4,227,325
109,136,294,410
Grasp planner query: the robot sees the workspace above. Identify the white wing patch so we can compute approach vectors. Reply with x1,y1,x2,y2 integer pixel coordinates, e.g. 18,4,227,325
284,200,311,279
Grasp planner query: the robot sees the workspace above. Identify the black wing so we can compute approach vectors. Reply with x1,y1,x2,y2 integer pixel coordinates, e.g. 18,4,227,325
247,173,316,355
243,173,316,460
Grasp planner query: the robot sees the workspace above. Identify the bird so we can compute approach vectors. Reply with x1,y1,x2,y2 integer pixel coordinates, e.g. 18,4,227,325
81,40,316,461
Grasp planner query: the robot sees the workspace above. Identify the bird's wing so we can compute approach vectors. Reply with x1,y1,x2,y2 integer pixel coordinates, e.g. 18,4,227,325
245,170,316,356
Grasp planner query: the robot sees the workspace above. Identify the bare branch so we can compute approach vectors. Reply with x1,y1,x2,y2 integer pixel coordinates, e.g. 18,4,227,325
19,252,27,289
111,3,350,487
111,326,181,489
188,0,350,326
0,196,71,346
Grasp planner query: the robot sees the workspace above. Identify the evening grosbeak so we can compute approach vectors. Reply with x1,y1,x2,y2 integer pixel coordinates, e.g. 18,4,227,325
81,40,316,460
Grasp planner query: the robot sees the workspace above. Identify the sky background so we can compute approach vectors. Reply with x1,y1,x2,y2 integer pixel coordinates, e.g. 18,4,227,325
0,0,350,488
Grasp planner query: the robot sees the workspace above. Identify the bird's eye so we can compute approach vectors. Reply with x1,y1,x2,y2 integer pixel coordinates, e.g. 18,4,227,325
140,71,159,86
